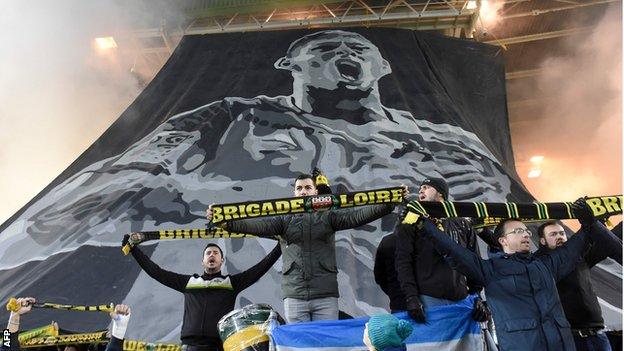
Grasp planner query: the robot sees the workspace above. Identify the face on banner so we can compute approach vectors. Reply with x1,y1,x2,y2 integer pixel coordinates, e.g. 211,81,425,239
0,29,516,337
276,31,391,90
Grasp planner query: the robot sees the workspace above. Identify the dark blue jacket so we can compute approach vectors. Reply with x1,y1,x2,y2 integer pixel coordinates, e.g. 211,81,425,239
420,220,611,351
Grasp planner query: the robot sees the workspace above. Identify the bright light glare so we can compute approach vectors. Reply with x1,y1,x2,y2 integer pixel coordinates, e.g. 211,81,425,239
95,37,117,50
466,1,478,10
530,155,544,163
528,169,542,178
479,0,504,27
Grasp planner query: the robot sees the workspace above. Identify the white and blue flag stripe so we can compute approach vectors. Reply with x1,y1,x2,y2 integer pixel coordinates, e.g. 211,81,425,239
270,295,483,351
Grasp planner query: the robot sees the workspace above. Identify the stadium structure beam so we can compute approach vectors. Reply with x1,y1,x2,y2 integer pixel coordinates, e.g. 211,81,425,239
136,8,476,37
131,0,615,80
487,26,595,46
502,0,619,19
506,69,542,80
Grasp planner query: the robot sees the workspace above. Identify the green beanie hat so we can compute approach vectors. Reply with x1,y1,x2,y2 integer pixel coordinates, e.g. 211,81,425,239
368,314,413,350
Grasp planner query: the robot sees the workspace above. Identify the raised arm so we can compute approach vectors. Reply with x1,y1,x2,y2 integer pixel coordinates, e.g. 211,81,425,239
329,204,394,231
419,219,488,286
1,297,35,351
540,198,599,280
585,222,622,266
225,216,284,238
476,226,503,256
206,204,283,238
105,304,131,351
126,237,190,292
232,242,282,292
540,229,588,281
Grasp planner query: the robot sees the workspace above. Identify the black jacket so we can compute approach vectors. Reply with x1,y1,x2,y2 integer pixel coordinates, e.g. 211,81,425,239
131,244,281,346
374,233,406,311
395,218,481,303
536,226,622,329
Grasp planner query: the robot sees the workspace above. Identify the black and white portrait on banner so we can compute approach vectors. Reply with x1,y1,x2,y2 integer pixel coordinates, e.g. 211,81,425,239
0,29,531,340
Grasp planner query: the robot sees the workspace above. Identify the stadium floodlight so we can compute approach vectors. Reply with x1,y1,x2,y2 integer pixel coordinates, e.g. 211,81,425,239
95,37,117,50
529,155,544,163
527,169,542,178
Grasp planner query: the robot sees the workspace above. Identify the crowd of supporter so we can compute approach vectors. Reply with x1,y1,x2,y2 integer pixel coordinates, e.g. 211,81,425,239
3,172,621,351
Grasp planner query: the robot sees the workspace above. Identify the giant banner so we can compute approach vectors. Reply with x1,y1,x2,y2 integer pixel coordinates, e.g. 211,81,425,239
0,28,619,341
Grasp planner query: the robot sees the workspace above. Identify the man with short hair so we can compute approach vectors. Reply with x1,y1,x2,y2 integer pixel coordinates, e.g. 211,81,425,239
395,177,489,324
536,220,621,351
207,173,404,323
414,198,615,350
125,236,281,351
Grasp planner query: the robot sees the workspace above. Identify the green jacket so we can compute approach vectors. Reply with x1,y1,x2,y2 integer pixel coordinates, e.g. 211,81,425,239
227,204,394,300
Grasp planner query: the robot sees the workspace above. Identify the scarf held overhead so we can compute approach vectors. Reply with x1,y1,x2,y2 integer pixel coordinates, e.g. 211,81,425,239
404,195,622,224
210,187,405,224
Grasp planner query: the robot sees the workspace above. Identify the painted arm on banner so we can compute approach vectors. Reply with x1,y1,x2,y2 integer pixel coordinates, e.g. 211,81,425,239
420,219,488,286
329,204,394,231
225,216,284,239
130,247,190,292
394,223,421,300
232,242,281,292
24,99,238,241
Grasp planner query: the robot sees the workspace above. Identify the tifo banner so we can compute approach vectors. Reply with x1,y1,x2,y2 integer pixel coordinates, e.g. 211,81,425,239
0,27,619,342
270,296,482,351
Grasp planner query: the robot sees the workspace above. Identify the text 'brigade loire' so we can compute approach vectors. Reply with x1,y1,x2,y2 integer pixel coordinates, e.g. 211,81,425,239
210,187,404,223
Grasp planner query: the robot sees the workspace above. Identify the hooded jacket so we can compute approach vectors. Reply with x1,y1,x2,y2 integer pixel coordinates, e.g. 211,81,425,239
227,204,394,300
